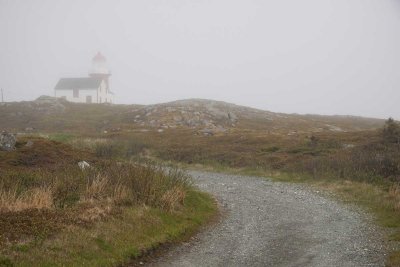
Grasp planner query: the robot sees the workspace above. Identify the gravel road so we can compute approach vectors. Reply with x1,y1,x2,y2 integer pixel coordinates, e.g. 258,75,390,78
151,171,387,267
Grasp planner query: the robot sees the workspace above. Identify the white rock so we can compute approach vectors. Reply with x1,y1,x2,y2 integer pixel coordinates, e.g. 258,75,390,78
78,161,90,170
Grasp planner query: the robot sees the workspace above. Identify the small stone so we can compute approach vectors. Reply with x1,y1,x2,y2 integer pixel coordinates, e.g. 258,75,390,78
78,161,90,170
25,140,34,147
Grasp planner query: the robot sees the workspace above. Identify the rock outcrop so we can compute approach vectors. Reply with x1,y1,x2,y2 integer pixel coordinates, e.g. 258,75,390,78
127,99,242,132
0,132,16,151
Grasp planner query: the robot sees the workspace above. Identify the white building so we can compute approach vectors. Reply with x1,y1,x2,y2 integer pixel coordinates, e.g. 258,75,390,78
54,52,114,104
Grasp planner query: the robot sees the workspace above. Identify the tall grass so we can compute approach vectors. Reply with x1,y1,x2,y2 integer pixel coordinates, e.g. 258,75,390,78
0,186,53,212
0,162,191,213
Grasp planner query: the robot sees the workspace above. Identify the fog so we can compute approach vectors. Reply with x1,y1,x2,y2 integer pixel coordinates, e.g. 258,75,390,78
0,0,399,119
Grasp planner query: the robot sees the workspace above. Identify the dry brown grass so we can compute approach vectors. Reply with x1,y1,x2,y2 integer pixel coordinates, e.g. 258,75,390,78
0,135,191,214
0,163,190,214
82,174,109,202
78,203,114,222
161,186,187,212
0,186,53,212
112,183,132,204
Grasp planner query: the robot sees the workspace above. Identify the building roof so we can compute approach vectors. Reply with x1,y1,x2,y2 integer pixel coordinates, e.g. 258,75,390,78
54,77,103,90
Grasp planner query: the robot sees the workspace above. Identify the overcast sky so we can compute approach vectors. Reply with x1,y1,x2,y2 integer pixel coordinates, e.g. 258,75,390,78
0,0,399,119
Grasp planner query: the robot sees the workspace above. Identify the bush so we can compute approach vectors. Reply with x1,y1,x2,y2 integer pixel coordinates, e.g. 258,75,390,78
383,118,400,144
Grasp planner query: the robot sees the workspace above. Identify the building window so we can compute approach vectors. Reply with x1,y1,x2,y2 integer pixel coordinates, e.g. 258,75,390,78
73,89,79,98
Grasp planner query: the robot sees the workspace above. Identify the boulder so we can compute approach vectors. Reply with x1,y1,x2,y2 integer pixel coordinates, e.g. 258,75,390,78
78,161,90,170
0,132,16,151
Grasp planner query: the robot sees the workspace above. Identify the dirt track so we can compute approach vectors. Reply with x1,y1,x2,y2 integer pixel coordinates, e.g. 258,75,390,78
151,171,387,267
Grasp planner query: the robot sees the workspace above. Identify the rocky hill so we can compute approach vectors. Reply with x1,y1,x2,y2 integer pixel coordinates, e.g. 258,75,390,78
122,99,384,135
0,97,385,135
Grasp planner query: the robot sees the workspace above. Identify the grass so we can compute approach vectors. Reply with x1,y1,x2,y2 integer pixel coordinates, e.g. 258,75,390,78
48,133,75,143
0,136,95,171
0,137,192,212
0,190,216,267
0,137,217,267
0,185,53,212
2,191,216,266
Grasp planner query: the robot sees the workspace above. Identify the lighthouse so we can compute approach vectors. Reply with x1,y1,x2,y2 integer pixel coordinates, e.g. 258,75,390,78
54,52,114,104
89,52,111,93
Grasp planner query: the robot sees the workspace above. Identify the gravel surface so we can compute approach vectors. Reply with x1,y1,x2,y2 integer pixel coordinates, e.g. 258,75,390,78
150,171,387,267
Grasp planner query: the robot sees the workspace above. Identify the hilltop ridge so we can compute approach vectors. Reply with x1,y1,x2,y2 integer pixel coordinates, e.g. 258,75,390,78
0,97,384,134
123,98,384,134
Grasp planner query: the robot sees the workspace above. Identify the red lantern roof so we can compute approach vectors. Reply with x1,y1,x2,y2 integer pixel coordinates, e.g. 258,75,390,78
93,52,106,61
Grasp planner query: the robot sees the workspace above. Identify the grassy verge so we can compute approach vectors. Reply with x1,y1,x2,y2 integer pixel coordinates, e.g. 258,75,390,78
0,137,217,267
0,190,216,267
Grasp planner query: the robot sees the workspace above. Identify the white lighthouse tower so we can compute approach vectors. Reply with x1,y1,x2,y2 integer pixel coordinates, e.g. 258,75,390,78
89,52,111,93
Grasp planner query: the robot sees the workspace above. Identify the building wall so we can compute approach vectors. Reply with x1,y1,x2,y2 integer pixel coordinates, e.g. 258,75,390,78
55,81,114,104
55,88,98,103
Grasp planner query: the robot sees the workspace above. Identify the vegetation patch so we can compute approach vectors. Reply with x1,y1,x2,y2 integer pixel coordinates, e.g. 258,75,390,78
0,137,217,266
0,191,215,266
0,137,95,171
